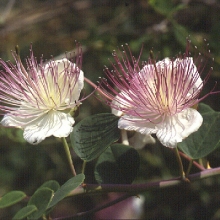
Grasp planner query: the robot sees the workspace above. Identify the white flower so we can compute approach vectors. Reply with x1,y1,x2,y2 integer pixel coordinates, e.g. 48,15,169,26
0,48,84,144
102,47,208,148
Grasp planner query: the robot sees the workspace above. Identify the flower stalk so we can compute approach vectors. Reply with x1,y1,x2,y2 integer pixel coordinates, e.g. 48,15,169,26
82,161,87,174
61,137,76,176
178,151,205,171
121,130,129,145
186,159,193,177
174,148,185,180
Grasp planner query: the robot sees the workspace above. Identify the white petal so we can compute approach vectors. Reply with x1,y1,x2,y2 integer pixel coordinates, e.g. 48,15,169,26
77,69,84,92
111,92,132,117
70,69,84,103
118,115,157,134
112,108,122,117
186,58,203,93
156,108,203,148
56,58,69,74
118,108,202,148
22,111,74,145
45,59,84,105
57,59,84,103
1,113,43,128
156,57,171,67
1,115,24,128
111,95,123,117
129,132,156,149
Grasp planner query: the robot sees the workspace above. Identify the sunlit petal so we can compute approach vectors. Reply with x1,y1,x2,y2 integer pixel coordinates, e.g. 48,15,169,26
156,108,203,148
23,111,75,145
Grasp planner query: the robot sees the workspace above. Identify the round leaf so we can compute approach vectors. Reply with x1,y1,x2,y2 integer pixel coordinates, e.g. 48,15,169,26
94,144,140,184
27,188,53,219
39,180,60,192
48,173,85,208
0,191,26,208
197,102,215,114
12,205,37,220
178,103,220,159
71,113,120,161
149,0,175,15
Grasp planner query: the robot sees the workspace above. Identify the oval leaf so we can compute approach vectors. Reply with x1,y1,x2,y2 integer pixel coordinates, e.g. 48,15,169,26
12,205,37,220
173,23,190,47
0,191,26,208
48,173,85,208
178,103,220,159
39,180,60,192
27,188,53,219
197,102,215,114
71,113,120,161
149,0,179,16
94,144,140,184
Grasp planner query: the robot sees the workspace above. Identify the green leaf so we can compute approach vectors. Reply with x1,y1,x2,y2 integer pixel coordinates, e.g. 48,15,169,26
173,22,190,47
71,113,120,161
94,144,140,184
27,187,53,219
172,21,204,50
198,103,215,114
0,191,26,208
12,205,37,220
149,0,172,15
149,0,184,16
48,173,85,208
178,103,220,159
39,180,60,192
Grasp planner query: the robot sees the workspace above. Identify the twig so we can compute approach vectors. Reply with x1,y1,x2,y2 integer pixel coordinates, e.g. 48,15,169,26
68,166,220,196
55,167,220,219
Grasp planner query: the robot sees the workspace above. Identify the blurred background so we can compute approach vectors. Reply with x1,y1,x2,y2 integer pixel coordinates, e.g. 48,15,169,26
0,0,220,219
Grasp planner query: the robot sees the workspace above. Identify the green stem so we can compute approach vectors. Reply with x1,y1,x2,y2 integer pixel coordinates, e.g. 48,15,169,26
199,158,208,169
186,159,193,177
174,148,185,180
178,151,205,171
61,137,76,176
82,161,87,174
